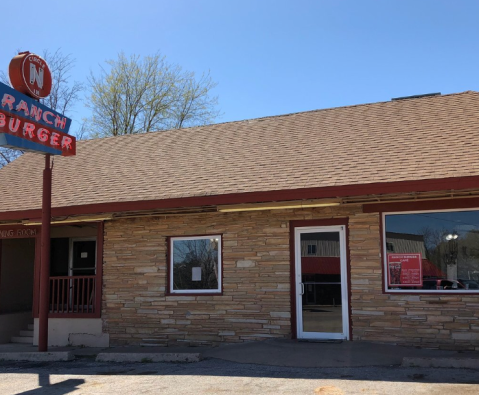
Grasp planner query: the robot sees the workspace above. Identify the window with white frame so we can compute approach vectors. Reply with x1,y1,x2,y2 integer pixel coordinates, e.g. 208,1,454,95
383,209,479,292
169,235,222,294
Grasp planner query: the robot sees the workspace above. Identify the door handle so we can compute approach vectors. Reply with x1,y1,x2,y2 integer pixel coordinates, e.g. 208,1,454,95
300,283,304,295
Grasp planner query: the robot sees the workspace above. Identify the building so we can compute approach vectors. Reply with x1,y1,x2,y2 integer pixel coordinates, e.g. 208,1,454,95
1,91,479,350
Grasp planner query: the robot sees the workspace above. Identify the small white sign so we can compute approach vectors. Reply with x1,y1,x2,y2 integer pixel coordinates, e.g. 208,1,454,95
192,267,202,281
81,252,88,259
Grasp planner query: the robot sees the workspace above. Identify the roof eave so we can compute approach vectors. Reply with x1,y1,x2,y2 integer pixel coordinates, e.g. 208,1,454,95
2,175,479,223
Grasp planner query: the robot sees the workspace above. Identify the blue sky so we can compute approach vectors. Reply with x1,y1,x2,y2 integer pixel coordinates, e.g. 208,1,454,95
2,0,479,133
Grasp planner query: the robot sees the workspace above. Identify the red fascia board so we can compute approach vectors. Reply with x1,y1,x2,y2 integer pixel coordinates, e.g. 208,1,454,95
2,175,479,221
363,197,479,213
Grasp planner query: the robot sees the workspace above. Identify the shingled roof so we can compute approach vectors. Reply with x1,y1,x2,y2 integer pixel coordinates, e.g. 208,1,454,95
1,91,479,217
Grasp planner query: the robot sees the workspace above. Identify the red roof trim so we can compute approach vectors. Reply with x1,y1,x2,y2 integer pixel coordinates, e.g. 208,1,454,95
364,196,479,213
2,174,479,221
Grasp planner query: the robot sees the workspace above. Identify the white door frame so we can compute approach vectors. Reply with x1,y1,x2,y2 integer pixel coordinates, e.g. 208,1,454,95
295,225,349,340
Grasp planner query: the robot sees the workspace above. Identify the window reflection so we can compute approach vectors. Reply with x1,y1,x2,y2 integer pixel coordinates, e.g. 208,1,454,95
171,236,220,292
385,211,479,291
300,232,343,333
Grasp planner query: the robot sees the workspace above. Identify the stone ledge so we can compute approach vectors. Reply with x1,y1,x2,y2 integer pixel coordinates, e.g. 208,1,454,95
402,357,479,369
0,352,73,362
96,352,201,363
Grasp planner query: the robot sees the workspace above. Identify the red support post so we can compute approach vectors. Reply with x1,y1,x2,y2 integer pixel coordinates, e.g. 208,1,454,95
38,154,52,351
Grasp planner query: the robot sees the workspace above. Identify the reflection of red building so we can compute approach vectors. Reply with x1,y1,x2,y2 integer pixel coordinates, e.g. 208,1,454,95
422,259,445,278
301,257,341,306
302,257,445,278
301,257,340,275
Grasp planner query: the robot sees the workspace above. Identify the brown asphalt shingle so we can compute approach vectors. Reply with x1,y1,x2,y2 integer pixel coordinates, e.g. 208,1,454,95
1,91,479,214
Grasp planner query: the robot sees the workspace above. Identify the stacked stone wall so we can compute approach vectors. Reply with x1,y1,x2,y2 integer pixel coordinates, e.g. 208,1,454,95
102,205,479,350
102,206,358,346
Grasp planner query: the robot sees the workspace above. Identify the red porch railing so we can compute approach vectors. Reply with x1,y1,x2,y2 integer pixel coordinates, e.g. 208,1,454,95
49,276,96,314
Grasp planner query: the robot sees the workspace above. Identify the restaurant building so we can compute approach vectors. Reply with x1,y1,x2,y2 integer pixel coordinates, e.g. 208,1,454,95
1,91,479,350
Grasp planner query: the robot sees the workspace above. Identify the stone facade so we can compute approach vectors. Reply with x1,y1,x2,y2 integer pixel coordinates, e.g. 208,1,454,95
101,205,479,350
349,212,479,351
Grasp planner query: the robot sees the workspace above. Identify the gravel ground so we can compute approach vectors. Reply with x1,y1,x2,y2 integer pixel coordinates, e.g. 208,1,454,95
0,357,478,394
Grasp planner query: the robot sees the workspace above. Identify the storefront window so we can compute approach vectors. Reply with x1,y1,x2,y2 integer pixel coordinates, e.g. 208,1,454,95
169,235,222,294
383,210,479,292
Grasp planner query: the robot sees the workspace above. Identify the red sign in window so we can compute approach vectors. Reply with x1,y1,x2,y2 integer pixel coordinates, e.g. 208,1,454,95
387,253,423,287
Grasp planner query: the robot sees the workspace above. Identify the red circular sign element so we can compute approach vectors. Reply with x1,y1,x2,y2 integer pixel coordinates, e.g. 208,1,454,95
8,52,52,99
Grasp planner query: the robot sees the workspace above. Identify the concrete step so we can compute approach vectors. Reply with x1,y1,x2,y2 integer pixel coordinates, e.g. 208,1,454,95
19,330,34,337
140,343,168,347
10,336,34,344
96,352,201,363
177,339,213,347
142,337,167,341
140,338,168,347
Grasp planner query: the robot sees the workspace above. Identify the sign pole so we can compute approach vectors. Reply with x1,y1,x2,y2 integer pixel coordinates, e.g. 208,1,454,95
2,52,76,351
38,154,52,351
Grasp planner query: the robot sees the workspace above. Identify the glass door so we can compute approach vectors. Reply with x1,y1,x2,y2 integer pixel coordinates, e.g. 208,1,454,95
69,238,97,312
295,225,349,339
70,239,97,276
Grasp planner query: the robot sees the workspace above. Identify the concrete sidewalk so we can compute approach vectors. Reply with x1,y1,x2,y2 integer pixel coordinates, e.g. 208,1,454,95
202,339,479,368
0,339,478,369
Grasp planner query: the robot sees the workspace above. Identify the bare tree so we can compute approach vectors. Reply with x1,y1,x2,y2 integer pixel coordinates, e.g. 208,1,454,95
169,71,220,129
0,49,83,169
87,52,220,137
0,148,21,168
72,120,90,141
40,49,83,116
0,66,25,168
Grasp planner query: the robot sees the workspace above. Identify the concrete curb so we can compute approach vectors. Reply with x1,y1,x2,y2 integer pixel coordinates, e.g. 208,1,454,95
0,352,73,362
95,352,202,363
402,357,479,369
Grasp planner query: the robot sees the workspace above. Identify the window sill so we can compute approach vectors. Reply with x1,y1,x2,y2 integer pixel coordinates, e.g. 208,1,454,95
166,291,223,297
385,289,479,295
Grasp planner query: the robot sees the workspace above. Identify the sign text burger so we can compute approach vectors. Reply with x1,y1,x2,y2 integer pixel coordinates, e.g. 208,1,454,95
0,51,75,156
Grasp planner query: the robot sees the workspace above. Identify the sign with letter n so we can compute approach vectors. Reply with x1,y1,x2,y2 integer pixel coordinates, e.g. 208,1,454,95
0,52,76,157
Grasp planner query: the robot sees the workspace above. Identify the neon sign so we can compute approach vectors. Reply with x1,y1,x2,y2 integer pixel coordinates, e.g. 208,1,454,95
0,51,75,157
9,52,52,99
0,80,75,156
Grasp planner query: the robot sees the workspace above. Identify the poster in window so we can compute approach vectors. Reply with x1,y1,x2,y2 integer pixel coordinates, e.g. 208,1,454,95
192,267,202,281
387,253,422,287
